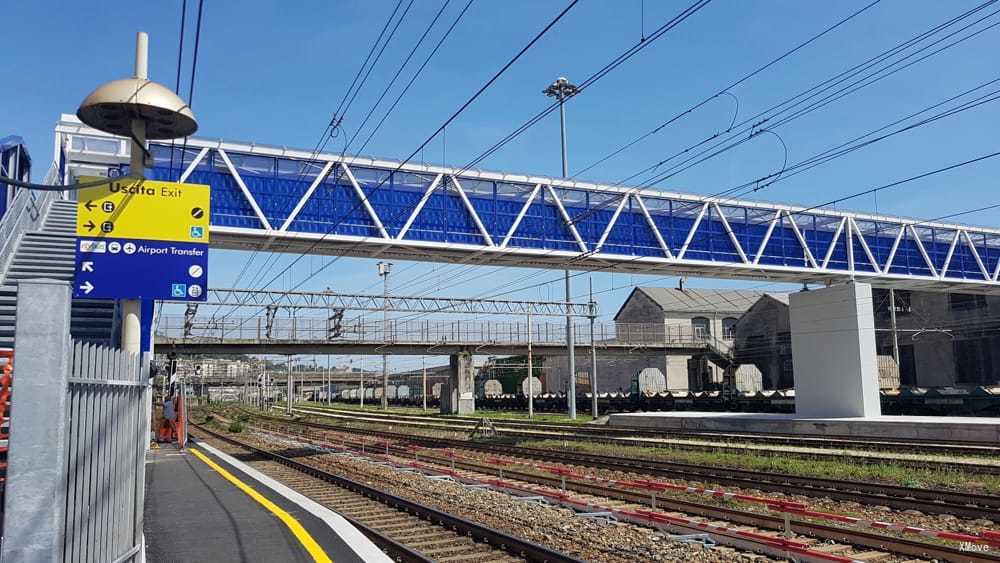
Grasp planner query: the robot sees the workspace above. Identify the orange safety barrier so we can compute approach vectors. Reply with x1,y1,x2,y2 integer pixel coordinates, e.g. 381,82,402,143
177,389,187,449
0,351,13,445
0,350,12,536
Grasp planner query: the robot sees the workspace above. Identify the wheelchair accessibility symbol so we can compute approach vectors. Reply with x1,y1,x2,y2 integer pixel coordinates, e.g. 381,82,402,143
171,284,187,298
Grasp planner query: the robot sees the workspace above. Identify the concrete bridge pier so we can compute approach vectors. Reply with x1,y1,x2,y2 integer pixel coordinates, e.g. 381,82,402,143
441,349,475,415
789,282,881,418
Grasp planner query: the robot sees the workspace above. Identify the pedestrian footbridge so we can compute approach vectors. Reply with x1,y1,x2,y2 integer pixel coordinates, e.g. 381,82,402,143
57,115,1000,293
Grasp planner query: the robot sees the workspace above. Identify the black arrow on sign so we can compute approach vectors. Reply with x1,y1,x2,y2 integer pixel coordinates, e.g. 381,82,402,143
84,201,96,211
84,220,96,232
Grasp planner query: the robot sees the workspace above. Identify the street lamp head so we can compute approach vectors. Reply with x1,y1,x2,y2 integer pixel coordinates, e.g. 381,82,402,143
78,78,198,139
77,32,197,140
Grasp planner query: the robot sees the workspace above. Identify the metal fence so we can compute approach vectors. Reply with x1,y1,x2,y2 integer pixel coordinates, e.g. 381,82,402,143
63,341,146,563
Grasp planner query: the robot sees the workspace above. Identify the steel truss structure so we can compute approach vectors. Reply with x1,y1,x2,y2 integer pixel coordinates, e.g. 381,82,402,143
56,115,1000,293
179,288,594,317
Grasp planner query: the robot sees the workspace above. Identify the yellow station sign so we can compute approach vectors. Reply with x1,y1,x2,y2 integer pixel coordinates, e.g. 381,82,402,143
76,176,210,243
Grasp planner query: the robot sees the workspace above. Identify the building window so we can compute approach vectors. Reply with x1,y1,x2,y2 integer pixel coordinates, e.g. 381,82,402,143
949,293,987,311
722,317,738,340
692,317,711,339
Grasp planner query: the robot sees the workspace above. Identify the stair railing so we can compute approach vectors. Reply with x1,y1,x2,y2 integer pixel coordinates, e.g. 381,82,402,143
0,163,60,277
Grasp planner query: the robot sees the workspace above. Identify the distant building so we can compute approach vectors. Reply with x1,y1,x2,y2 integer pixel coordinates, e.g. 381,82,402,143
872,289,1000,386
733,288,1000,389
544,286,765,393
732,294,793,390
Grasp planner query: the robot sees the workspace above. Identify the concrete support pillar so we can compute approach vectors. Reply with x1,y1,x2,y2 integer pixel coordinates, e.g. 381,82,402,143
3,279,72,562
789,283,881,417
441,350,475,415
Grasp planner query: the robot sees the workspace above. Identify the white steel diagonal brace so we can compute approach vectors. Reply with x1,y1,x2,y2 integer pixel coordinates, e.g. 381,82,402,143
632,194,673,258
397,174,443,240
713,203,749,264
279,160,335,232
785,211,818,269
217,148,274,231
908,225,939,278
545,184,588,253
753,210,782,265
178,147,209,182
849,218,881,274
939,229,961,278
341,163,390,240
501,184,541,249
961,230,991,280
595,195,629,252
450,176,496,247
677,203,709,260
883,225,906,274
821,217,847,270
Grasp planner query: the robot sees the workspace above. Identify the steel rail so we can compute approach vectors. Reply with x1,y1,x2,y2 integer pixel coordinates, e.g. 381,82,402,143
191,423,584,563
291,406,1000,476
268,408,1000,517
240,415,1000,563
306,404,1000,455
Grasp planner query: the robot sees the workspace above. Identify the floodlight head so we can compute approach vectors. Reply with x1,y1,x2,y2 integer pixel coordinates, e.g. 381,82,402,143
76,32,198,140
543,76,578,99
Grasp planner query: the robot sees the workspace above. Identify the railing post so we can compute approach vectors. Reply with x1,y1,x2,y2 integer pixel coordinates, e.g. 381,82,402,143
3,279,72,562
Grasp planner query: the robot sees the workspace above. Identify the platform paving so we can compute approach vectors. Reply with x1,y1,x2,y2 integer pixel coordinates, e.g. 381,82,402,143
143,441,386,563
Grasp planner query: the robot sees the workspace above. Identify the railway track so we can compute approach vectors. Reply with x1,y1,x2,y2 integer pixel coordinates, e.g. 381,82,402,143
306,404,1000,456
241,407,1000,520
190,423,582,563
213,414,1000,563
290,405,1000,475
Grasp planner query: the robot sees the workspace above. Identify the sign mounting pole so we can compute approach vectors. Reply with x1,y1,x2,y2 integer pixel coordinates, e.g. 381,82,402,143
120,33,149,356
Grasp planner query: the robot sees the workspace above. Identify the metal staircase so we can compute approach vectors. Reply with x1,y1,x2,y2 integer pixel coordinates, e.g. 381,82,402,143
0,198,116,348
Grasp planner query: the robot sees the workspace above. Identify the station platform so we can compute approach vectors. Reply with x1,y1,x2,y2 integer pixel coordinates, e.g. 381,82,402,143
606,411,1000,443
143,439,390,563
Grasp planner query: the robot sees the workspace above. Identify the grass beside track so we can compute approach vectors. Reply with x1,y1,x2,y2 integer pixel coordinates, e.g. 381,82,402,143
206,404,999,493
300,401,597,424
520,438,1000,494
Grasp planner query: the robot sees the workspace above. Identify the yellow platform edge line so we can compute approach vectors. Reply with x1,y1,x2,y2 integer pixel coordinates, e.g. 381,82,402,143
189,447,333,563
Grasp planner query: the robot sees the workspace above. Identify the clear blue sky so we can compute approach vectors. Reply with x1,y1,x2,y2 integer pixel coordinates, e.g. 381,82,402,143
4,1,999,370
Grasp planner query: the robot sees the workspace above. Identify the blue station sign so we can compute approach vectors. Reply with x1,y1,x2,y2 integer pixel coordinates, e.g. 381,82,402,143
73,237,208,301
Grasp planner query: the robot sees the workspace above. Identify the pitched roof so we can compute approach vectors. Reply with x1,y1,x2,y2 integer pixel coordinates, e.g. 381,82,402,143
762,292,789,305
616,287,772,319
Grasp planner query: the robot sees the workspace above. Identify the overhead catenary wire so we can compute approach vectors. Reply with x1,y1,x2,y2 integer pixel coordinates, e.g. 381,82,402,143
211,0,585,334
168,0,189,174
209,0,420,321
571,0,882,180
391,1,998,304
254,0,713,324
446,150,1000,306
391,2,884,302
401,80,1000,316
307,0,716,302
628,4,1000,194
403,3,1000,306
